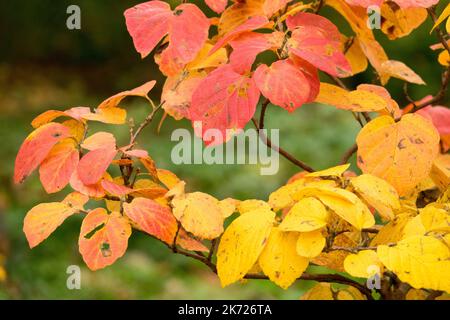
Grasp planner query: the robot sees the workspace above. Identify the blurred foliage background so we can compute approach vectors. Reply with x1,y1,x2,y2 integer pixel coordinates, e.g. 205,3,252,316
0,0,445,299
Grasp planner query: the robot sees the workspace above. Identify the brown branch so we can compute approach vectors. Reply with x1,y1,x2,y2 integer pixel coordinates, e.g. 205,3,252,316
412,66,450,111
130,103,164,145
340,144,358,164
410,8,450,111
245,272,374,300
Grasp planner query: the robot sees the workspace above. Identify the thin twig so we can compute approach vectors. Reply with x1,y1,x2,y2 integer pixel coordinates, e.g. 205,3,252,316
252,100,315,172
130,103,164,145
340,144,358,164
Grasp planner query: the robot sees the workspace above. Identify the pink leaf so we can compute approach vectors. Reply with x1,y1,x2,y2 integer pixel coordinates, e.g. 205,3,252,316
253,59,315,112
286,13,351,77
189,64,260,145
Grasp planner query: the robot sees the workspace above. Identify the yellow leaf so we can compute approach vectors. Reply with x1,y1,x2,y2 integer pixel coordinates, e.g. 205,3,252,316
313,232,357,272
296,230,326,258
406,289,428,300
23,202,78,248
279,197,329,232
337,287,366,300
344,250,382,278
430,154,450,191
438,50,450,67
380,60,425,85
294,186,375,230
404,205,450,238
351,174,400,221
217,208,275,287
218,0,265,36
171,192,224,240
300,283,334,300
82,107,127,125
98,81,155,109
306,164,350,178
237,199,271,214
356,114,440,196
377,236,450,292
187,43,228,70
259,227,309,289
315,83,387,112
219,198,239,218
269,178,336,211
381,4,427,40
371,213,414,246
342,37,368,76
326,0,390,84
431,3,450,32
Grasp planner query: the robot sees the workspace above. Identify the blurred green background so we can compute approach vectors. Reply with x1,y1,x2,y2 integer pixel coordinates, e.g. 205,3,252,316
0,0,445,299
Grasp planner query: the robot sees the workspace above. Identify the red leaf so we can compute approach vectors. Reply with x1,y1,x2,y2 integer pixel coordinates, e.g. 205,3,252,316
70,170,105,198
205,0,228,13
124,1,172,58
229,31,284,73
39,140,79,193
286,12,351,77
77,147,117,185
14,123,71,184
125,1,210,75
101,180,134,197
124,198,177,245
210,15,270,55
190,64,260,145
79,209,131,270
416,106,450,136
253,59,316,112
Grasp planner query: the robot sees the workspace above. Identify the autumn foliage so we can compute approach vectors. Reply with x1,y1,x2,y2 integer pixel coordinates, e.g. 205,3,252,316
14,0,450,300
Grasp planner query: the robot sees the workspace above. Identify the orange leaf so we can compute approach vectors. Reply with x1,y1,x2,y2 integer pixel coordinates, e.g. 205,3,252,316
70,170,106,198
356,115,440,195
79,209,131,270
286,12,351,77
14,123,71,184
124,197,177,244
81,132,116,151
31,107,90,129
24,202,79,248
205,0,228,13
77,146,117,185
101,179,133,197
39,139,79,193
253,58,317,112
98,81,156,109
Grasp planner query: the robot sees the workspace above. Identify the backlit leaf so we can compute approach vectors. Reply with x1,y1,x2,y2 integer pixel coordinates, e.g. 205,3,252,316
190,64,260,145
356,114,440,196
79,209,132,271
217,208,275,286
296,230,326,258
24,202,78,248
39,139,79,193
14,123,71,184
124,197,177,245
171,192,225,239
286,12,351,77
253,58,316,112
259,227,309,289
350,174,400,220
77,146,117,186
279,197,329,232
377,236,450,292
